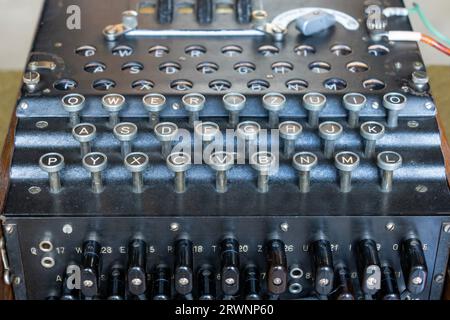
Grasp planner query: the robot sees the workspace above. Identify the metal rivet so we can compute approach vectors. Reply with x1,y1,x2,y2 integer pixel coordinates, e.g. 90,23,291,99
443,224,450,234
407,121,419,128
36,121,48,129
13,277,21,285
20,102,28,110
62,224,73,234
413,61,424,70
43,88,51,94
434,274,444,284
54,42,63,48
28,186,41,194
5,225,14,234
385,222,395,231
280,223,289,232
415,185,428,193
170,223,180,232
371,102,379,109
425,102,435,110
172,103,180,110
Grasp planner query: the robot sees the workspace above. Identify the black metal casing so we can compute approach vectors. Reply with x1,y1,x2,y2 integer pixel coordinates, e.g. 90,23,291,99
2,0,450,300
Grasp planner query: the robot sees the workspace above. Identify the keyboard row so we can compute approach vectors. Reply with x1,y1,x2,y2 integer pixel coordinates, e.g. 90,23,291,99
58,91,408,129
38,147,402,195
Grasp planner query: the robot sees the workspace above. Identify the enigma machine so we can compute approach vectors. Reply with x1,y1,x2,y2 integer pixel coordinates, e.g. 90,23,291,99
1,0,450,301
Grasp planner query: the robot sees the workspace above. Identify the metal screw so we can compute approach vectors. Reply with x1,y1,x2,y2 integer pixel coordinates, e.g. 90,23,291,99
425,102,435,110
62,224,73,234
170,223,180,232
434,274,444,284
13,277,21,285
83,280,94,288
413,61,424,70
28,186,41,194
5,225,14,234
385,222,395,232
318,278,329,287
273,277,283,286
411,276,423,285
131,278,143,286
394,62,402,70
415,185,428,193
407,121,419,128
54,42,63,48
20,102,28,110
443,224,450,233
280,223,289,232
371,102,379,109
366,277,377,287
36,121,48,129
178,277,189,286
224,278,235,285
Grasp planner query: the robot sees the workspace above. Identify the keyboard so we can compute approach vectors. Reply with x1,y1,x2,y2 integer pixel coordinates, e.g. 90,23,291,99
1,0,450,300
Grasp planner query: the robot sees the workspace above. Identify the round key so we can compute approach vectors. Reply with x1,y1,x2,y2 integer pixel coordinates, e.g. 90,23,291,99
360,122,385,158
194,122,220,150
383,93,407,128
279,121,302,159
72,123,96,157
292,152,318,193
124,152,149,193
303,93,327,128
182,93,206,127
39,153,65,193
334,151,360,193
377,151,402,192
102,93,126,127
82,152,108,193
223,93,246,128
113,122,138,158
143,93,166,129
237,121,261,161
62,93,85,126
250,151,277,193
208,151,234,193
262,93,287,128
319,122,343,159
154,122,179,159
166,152,192,193
343,93,367,128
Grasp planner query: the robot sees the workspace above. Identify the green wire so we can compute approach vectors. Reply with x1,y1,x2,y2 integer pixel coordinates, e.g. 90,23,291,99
409,3,450,46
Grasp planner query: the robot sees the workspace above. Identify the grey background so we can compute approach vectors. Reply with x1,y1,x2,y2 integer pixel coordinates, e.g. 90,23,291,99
0,0,448,70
